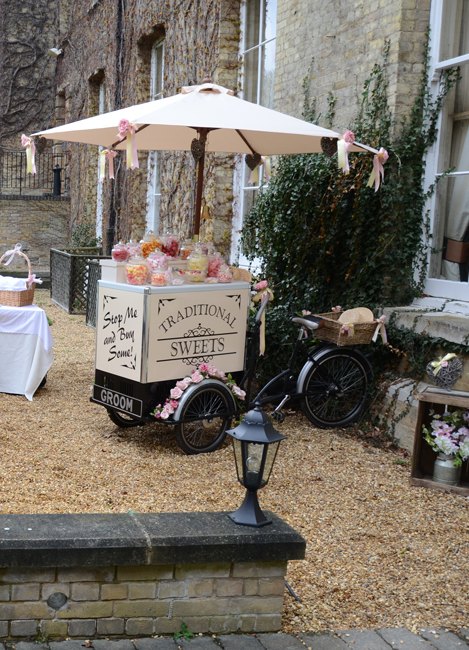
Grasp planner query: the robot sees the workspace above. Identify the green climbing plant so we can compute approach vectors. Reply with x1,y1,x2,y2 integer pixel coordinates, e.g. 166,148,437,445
241,38,459,378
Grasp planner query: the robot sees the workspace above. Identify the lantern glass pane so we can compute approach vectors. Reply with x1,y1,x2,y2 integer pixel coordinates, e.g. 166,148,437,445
262,441,281,483
232,439,243,483
244,442,265,489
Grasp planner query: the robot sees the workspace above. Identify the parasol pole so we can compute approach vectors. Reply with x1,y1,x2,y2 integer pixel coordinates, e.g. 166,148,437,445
192,127,208,238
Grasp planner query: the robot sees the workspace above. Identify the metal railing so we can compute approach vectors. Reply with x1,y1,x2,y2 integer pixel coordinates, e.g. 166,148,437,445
0,148,69,197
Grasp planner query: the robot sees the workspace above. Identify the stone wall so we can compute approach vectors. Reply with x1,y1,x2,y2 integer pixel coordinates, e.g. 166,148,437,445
0,198,69,270
0,0,63,147
54,0,242,255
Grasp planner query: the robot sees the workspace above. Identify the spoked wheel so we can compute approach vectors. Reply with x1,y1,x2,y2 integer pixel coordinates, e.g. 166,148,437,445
107,409,147,428
174,381,236,455
300,347,371,428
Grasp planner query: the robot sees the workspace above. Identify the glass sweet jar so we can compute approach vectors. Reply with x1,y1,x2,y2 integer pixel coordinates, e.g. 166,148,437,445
125,254,150,285
161,232,180,258
186,243,209,282
111,241,129,263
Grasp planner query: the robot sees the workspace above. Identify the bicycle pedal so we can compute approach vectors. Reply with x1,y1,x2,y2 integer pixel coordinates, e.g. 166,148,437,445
271,410,285,423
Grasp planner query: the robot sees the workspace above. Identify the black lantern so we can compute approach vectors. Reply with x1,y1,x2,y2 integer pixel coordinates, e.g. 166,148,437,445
226,404,286,527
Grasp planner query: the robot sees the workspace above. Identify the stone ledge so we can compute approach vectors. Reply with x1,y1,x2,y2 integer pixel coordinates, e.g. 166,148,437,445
383,298,469,346
0,512,306,568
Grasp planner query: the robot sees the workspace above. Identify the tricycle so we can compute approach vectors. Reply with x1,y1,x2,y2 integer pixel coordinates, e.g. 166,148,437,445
90,278,373,454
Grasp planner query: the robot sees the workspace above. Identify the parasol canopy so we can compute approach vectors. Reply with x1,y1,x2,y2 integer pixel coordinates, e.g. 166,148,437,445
33,82,378,235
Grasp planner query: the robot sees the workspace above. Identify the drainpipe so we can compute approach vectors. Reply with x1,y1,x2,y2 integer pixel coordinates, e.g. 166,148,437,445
107,0,125,254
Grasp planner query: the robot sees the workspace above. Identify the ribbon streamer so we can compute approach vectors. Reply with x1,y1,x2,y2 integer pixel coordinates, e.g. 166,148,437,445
21,134,37,175
251,285,274,356
367,147,389,192
337,130,355,174
372,315,388,344
249,156,271,185
99,149,117,181
117,119,139,170
430,353,457,375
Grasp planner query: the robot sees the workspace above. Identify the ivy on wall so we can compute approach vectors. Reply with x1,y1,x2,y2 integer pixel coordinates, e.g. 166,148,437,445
241,40,459,375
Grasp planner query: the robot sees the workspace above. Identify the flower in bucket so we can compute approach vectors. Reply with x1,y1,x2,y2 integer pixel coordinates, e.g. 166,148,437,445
423,409,469,467
151,363,245,420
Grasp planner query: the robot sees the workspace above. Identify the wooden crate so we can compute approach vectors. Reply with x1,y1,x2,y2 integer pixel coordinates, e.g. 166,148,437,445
411,387,469,495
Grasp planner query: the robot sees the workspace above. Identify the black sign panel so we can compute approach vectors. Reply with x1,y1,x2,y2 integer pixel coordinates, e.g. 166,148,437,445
92,384,143,417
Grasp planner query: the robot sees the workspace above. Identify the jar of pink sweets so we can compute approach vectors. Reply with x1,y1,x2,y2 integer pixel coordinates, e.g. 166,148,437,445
126,254,150,285
207,251,223,277
217,263,233,283
111,241,129,262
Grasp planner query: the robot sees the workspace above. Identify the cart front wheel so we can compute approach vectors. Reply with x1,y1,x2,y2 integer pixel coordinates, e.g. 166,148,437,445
107,408,146,428
174,381,236,454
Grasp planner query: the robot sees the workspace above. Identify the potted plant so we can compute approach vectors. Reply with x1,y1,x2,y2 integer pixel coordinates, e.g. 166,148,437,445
423,409,469,485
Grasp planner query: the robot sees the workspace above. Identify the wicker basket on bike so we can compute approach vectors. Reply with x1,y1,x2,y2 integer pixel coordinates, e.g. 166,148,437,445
313,307,379,346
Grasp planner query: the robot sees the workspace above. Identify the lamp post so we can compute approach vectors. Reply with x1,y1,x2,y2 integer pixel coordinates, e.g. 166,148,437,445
226,404,286,527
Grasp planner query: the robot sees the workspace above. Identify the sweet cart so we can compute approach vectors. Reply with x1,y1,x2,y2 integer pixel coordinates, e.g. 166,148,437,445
90,263,251,454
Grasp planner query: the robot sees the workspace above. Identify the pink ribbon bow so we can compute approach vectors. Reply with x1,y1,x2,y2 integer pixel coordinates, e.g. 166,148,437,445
27,273,43,288
21,134,37,175
117,119,139,170
367,147,389,192
2,243,23,266
337,130,355,174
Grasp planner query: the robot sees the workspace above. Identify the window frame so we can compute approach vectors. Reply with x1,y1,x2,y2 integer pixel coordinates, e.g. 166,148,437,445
423,0,469,300
231,0,276,267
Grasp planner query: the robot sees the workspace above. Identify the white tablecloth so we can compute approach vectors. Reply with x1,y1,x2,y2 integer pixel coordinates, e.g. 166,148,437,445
0,304,53,400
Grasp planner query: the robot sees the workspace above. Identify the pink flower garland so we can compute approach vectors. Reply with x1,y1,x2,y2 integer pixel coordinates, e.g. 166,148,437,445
151,363,246,420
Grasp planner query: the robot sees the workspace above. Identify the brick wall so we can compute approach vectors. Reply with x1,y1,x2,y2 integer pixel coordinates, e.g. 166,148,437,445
0,512,305,642
275,0,431,131
0,561,286,640
0,198,69,270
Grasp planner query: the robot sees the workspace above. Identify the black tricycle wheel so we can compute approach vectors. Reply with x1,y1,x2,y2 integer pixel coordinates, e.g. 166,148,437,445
106,409,147,428
300,346,372,428
174,380,236,455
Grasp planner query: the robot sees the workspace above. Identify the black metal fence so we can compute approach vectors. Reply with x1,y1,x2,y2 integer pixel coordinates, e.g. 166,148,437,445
0,149,69,197
50,248,110,315
86,259,102,328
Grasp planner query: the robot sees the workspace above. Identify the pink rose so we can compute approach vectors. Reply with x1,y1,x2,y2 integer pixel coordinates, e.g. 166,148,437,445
191,370,204,383
170,387,183,400
159,409,170,420
176,379,191,391
198,363,209,373
118,119,130,138
254,280,268,291
164,402,175,415
231,385,246,400
170,400,179,409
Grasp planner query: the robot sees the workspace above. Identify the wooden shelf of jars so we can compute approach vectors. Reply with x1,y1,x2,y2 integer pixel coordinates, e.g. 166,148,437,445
411,387,469,496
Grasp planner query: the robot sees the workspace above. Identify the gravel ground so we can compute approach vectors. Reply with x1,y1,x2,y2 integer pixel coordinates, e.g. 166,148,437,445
1,290,468,634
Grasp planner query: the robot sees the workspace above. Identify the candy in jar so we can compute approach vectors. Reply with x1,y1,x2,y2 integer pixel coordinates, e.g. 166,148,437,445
147,250,169,272
151,268,171,286
217,263,233,283
111,241,129,262
161,232,180,257
208,251,223,277
186,244,208,282
141,230,161,257
180,239,194,260
126,255,150,285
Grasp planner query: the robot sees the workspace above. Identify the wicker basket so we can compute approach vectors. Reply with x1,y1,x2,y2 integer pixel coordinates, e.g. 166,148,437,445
313,311,378,346
0,248,35,307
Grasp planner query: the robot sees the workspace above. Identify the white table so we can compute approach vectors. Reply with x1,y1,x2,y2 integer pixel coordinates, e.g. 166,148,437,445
0,303,53,400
